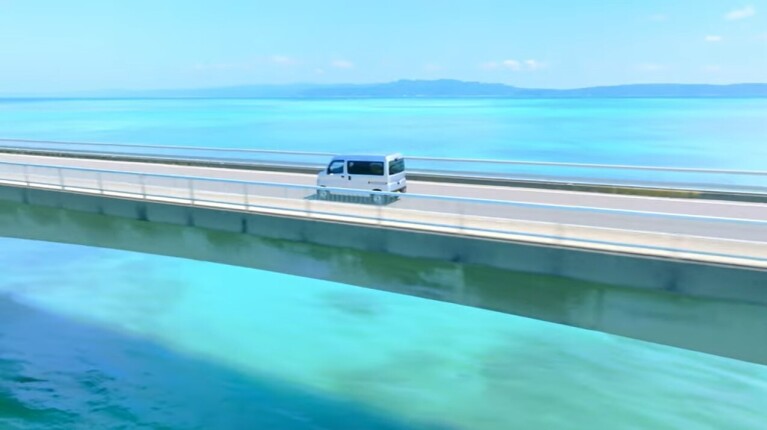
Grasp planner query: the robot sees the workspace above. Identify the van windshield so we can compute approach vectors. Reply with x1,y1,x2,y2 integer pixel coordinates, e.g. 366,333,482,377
389,158,405,175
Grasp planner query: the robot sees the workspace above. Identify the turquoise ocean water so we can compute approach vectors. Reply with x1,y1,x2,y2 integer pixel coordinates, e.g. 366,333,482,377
1,98,767,429
1,98,767,168
2,234,767,430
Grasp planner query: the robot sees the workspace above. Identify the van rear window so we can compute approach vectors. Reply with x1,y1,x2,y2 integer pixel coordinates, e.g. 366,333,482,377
348,161,384,176
389,158,405,175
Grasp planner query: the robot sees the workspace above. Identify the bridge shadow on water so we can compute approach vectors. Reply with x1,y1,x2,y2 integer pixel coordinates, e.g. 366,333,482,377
0,199,765,365
0,295,448,430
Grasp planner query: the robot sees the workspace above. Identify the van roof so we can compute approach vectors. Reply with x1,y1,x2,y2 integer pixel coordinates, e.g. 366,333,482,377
331,153,403,162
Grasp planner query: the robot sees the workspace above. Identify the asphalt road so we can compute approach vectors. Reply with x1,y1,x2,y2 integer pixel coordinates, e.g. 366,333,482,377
1,153,766,244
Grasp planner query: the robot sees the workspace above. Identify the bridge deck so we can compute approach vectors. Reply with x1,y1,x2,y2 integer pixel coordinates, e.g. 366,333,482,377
1,152,766,268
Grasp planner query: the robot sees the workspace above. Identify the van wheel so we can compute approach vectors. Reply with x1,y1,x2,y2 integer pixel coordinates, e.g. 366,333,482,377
317,188,330,200
371,193,384,205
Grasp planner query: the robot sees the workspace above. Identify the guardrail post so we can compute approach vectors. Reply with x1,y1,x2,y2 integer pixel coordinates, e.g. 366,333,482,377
96,172,104,194
555,222,566,246
57,168,65,190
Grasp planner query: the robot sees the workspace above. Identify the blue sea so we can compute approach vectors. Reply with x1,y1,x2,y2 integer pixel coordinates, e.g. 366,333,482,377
1,98,767,429
1,98,766,169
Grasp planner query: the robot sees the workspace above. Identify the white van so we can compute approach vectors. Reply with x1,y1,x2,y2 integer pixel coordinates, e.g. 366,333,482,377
316,153,407,204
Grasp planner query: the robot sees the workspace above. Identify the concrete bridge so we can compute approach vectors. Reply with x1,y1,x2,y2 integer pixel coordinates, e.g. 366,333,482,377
0,141,765,364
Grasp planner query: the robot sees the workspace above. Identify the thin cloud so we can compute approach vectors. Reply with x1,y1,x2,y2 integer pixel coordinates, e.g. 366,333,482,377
423,63,443,72
330,60,354,69
195,55,300,72
524,59,544,71
725,5,755,20
502,60,522,71
270,55,298,66
649,13,669,22
193,60,257,72
704,35,723,42
638,63,667,72
482,59,545,72
194,63,234,71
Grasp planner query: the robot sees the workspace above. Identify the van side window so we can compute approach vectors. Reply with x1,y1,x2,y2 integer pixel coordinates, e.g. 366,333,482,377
347,161,384,176
328,160,344,174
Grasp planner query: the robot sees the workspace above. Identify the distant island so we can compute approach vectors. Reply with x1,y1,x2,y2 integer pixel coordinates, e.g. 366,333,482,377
11,80,767,98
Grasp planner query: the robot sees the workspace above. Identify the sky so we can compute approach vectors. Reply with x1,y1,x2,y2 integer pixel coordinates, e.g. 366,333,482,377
0,0,766,93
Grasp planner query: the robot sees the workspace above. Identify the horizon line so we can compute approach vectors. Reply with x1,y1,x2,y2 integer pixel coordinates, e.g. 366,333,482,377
5,79,767,96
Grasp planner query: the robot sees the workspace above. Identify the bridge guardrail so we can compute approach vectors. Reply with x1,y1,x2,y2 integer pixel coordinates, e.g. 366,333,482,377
1,159,766,267
1,138,766,195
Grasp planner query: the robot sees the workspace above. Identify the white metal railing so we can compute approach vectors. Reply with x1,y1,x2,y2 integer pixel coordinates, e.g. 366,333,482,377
1,138,766,195
1,159,766,266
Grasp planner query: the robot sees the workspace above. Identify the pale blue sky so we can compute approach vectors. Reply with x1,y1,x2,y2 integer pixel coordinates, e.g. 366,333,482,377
1,1,765,93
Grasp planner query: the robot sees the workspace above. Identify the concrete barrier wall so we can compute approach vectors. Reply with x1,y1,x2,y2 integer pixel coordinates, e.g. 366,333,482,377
1,184,766,363
4,184,764,304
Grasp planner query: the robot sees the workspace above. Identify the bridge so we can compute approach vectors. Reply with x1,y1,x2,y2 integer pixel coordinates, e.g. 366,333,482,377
1,139,766,363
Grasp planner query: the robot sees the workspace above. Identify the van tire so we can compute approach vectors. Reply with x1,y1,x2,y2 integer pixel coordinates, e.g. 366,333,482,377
317,188,330,200
371,192,385,205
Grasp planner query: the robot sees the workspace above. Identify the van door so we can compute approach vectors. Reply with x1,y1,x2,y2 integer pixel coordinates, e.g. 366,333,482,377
323,159,346,189
347,160,385,191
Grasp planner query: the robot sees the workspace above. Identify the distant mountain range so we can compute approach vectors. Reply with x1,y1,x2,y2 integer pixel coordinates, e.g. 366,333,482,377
11,80,767,98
